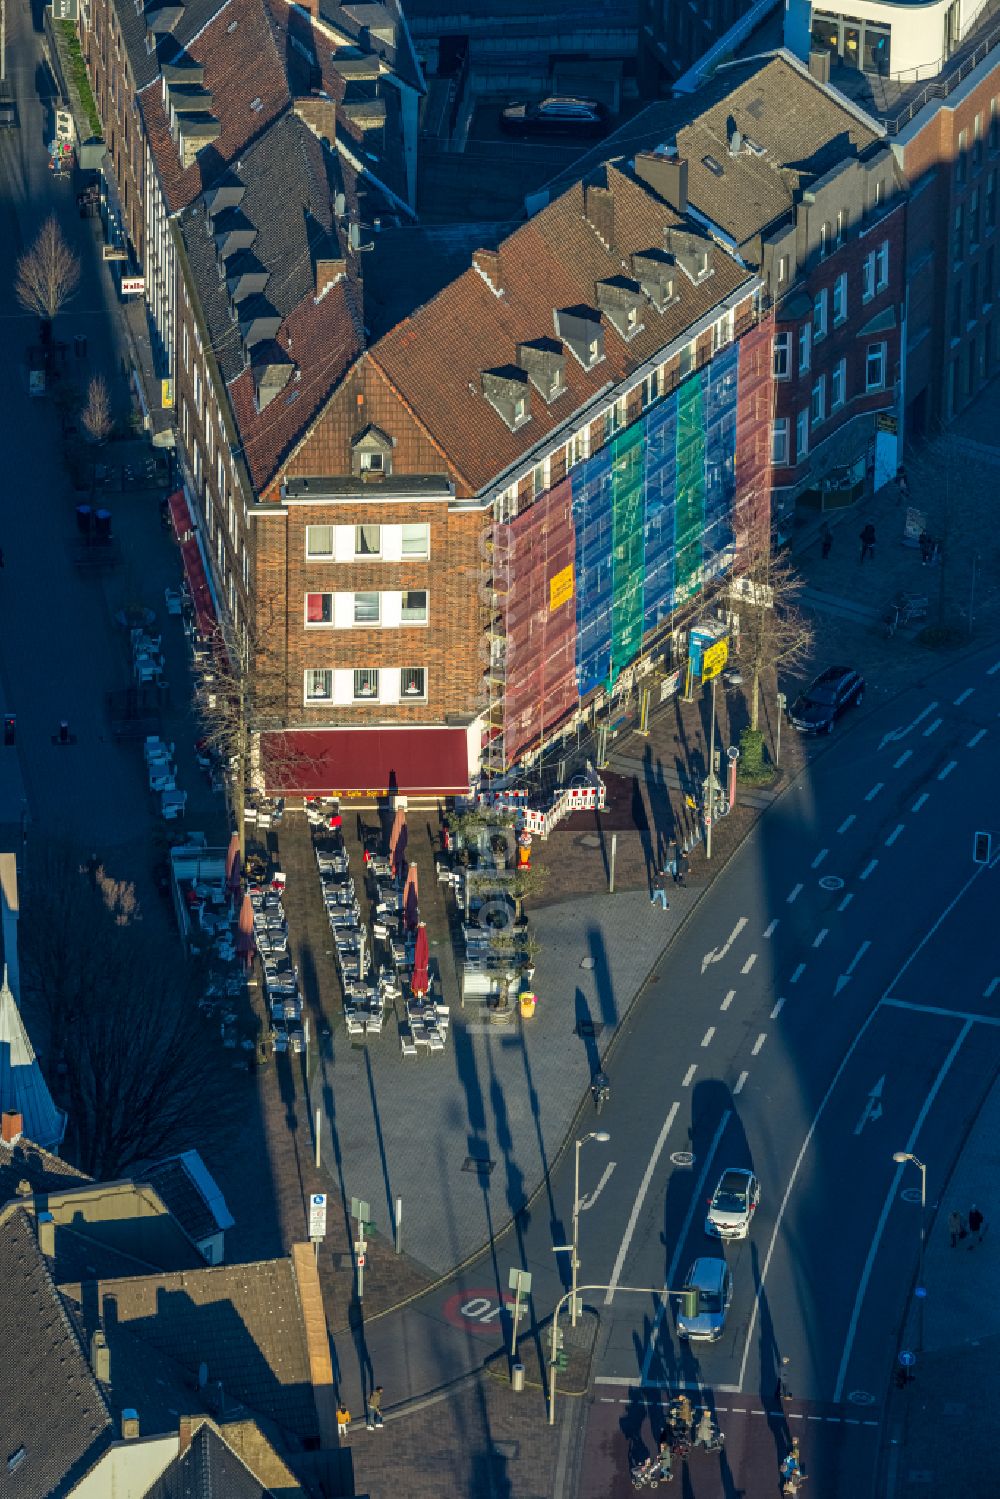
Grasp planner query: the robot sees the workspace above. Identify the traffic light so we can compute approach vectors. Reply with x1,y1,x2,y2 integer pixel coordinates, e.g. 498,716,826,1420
3,715,14,747
973,831,992,864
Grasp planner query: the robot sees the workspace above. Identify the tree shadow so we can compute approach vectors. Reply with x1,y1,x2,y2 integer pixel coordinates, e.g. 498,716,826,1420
642,743,676,867
630,772,654,891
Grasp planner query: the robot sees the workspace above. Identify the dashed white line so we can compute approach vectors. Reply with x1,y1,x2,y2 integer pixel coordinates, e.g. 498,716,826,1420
734,1071,749,1095
985,978,1000,1000
741,953,758,975
954,688,975,705
701,1026,716,1048
838,814,856,834
787,883,803,904
682,1064,698,1087
763,919,779,938
912,793,930,812
988,660,1000,675
846,941,871,975
838,893,854,912
751,1033,767,1056
968,729,987,748
923,717,943,737
938,760,958,781
812,848,829,869
813,928,829,948
865,783,884,801
791,963,806,984
770,997,786,1019
860,859,878,880
893,750,912,769
720,990,735,1011
885,824,905,847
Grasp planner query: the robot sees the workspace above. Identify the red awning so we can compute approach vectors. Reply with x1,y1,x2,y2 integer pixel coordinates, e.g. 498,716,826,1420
167,488,193,541
261,727,472,798
180,535,216,639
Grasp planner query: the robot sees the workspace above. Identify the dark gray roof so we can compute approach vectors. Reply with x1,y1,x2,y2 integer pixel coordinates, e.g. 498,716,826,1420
0,1207,112,1499
143,1152,232,1245
0,1136,89,1206
110,0,229,96
317,0,425,96
144,1423,274,1499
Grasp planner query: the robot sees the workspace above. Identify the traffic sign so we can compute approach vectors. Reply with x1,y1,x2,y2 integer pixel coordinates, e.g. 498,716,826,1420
898,1350,916,1367
309,1193,327,1241
973,831,992,864
357,1253,366,1268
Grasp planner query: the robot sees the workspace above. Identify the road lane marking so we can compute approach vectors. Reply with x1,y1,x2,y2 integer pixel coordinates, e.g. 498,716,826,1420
847,941,871,975
838,815,856,834
922,717,942,737
812,848,829,868
838,893,854,912
912,793,930,811
770,997,786,1018
954,688,975,704
968,729,987,748
579,1162,617,1211
763,919,779,938
985,979,1000,999
865,783,884,801
701,1027,716,1047
860,859,878,880
787,883,803,904
734,1071,749,1095
701,916,749,973
878,701,938,749
751,1033,767,1056
882,998,1000,1026
893,750,913,769
813,928,829,947
885,824,904,846
720,990,735,1011
791,963,806,984
737,857,992,1395
605,1101,679,1305
937,760,957,780
833,1021,974,1403
640,1110,732,1381
682,1065,697,1087
741,953,757,974
988,660,1000,675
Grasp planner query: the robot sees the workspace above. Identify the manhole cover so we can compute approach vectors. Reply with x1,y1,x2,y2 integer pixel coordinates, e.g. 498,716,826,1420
493,1441,520,1460
580,834,602,848
576,1020,605,1038
848,1389,875,1405
901,1186,922,1203
670,1151,695,1166
819,875,845,890
463,1156,496,1175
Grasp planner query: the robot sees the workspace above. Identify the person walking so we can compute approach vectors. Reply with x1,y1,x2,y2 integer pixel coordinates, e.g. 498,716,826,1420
367,1385,384,1429
949,1209,965,1247
673,847,689,887
968,1204,986,1246
819,521,833,559
650,867,670,911
336,1404,351,1438
859,520,876,563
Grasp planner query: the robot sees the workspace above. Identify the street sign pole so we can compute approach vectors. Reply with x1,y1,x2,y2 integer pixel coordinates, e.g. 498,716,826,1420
351,1197,371,1302
706,675,717,860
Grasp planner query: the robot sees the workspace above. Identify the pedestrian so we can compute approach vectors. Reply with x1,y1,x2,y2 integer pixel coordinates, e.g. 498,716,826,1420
820,521,833,559
694,1407,715,1448
896,466,910,504
336,1404,351,1438
367,1385,384,1429
968,1204,986,1246
673,847,689,887
775,1355,792,1402
949,1209,965,1247
859,520,876,563
650,867,670,911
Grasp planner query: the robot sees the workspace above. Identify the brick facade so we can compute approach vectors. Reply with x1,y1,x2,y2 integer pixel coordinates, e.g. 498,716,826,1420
82,0,145,259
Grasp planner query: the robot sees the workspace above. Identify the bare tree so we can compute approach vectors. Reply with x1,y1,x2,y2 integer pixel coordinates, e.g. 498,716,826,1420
731,510,815,731
80,373,113,443
15,214,81,326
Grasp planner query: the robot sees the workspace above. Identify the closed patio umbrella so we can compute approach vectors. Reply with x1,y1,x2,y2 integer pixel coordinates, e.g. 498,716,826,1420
225,831,240,885
403,862,419,931
235,891,256,969
411,921,429,998
388,807,406,865
393,821,408,879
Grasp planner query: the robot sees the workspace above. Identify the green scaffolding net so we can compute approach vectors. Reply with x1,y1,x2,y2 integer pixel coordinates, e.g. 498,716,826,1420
609,422,645,685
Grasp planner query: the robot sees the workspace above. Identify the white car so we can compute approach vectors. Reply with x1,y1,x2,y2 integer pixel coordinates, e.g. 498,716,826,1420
705,1168,760,1240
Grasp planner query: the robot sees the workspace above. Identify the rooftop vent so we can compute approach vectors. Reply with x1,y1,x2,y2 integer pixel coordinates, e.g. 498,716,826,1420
728,127,742,157
91,1330,111,1385
702,154,724,178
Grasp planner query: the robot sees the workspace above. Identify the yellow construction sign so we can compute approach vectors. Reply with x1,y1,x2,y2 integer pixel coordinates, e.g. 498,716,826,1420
549,564,574,612
701,638,729,681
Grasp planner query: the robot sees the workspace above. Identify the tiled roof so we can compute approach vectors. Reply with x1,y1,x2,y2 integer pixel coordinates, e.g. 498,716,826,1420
317,0,425,96
138,0,292,215
0,1207,112,1499
144,1421,275,1499
369,160,754,492
108,0,228,96
0,1135,89,1206
143,1151,233,1246
0,969,66,1151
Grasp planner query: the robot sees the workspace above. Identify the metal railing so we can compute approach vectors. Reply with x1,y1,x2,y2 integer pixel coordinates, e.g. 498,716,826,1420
885,8,1000,133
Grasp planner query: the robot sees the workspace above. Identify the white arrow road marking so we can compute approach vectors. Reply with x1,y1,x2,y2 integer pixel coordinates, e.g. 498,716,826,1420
579,1161,617,1212
854,1075,885,1136
835,974,851,996
847,941,871,975
605,1101,679,1305
701,917,749,974
879,701,939,749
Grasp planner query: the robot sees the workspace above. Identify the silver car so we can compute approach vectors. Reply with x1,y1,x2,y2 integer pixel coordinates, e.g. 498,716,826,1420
676,1257,733,1342
705,1168,760,1240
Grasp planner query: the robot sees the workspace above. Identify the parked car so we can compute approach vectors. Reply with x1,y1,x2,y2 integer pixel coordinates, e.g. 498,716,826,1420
499,96,608,138
676,1257,733,1341
705,1168,760,1240
788,666,865,735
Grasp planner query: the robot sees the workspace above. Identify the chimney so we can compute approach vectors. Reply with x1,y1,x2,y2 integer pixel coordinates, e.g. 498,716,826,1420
634,152,688,214
121,1410,140,1440
91,1329,111,1384
472,249,503,296
178,1416,195,1454
583,182,615,249
293,94,336,146
37,1211,55,1257
15,1178,32,1198
1,1110,23,1145
728,126,742,157
808,48,831,84
315,258,346,299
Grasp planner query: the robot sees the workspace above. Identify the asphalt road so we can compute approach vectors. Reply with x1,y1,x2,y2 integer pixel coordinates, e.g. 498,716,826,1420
350,646,1000,1497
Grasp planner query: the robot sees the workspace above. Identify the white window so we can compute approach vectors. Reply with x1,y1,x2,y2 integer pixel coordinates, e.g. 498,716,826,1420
495,485,517,523
713,309,734,351
811,375,826,427
833,272,848,326
305,592,333,625
401,589,428,624
193,364,202,417
305,669,333,702
182,323,189,373
773,332,791,378
831,357,847,410
813,288,828,341
306,525,334,559
866,341,887,390
798,323,811,375
862,251,876,301
353,668,379,700
569,427,590,466
875,239,889,292
216,450,224,494
359,449,385,473
400,666,426,699
354,591,381,624
771,418,789,466
355,524,381,557
777,254,789,285
819,222,828,258
401,523,430,557
836,208,845,245
796,408,809,462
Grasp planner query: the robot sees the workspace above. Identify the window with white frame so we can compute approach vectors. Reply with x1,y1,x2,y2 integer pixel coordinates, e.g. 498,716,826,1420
400,666,426,699
796,408,809,462
773,332,791,378
401,523,430,557
355,524,381,557
305,592,333,625
354,591,381,624
401,589,428,624
182,323,190,373
875,239,889,291
305,669,333,702
862,251,876,301
831,357,847,410
833,272,848,326
771,417,790,466
495,485,517,522
306,525,334,559
813,288,828,341
798,323,811,374
643,367,661,405
777,254,789,285
866,341,887,390
569,427,589,466
353,668,379,700
819,222,829,258
836,208,845,245
359,449,385,473
713,309,734,351
811,375,826,426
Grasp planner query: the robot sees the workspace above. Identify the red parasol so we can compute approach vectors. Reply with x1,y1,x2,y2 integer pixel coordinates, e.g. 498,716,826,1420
393,821,409,879
225,831,240,884
403,862,419,931
388,807,406,865
235,892,256,970
411,921,429,998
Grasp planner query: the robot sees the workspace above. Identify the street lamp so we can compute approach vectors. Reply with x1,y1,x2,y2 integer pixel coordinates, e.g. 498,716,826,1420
570,1131,610,1328
893,1151,927,1350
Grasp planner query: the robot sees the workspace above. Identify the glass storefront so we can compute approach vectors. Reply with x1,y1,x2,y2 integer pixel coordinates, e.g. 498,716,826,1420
811,10,892,74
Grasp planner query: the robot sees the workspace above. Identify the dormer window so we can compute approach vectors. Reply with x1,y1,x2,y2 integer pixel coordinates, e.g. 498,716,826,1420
666,229,713,286
482,367,531,430
516,338,565,404
554,306,604,370
351,423,394,477
513,395,526,423
360,450,384,473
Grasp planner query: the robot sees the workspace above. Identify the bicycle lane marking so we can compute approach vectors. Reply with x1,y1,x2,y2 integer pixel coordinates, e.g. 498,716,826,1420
605,1101,679,1305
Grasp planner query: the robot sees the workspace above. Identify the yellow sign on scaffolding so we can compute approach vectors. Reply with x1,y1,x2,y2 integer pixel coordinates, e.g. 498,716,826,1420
701,638,729,681
549,564,574,612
